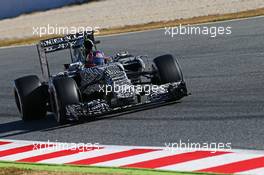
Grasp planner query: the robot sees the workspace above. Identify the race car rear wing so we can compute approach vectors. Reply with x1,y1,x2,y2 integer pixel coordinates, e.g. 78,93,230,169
37,30,97,53
36,31,99,81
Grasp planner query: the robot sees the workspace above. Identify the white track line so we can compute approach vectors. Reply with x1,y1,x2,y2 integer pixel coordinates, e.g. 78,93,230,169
38,147,131,164
92,149,190,167
0,142,31,151
0,146,60,161
238,167,264,175
156,152,264,172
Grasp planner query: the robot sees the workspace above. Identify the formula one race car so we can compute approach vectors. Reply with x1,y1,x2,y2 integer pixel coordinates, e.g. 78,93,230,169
14,31,188,124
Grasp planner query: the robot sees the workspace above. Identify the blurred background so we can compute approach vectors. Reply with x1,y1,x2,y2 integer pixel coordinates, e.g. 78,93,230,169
0,0,263,41
0,0,87,19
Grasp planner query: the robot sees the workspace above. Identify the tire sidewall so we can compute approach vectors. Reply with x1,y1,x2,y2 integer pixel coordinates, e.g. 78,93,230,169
50,77,80,124
14,75,47,121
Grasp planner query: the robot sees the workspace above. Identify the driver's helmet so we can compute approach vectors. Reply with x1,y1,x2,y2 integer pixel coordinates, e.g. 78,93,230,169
93,51,105,66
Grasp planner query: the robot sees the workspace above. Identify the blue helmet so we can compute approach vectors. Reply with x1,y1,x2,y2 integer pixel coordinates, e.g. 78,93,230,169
93,51,105,66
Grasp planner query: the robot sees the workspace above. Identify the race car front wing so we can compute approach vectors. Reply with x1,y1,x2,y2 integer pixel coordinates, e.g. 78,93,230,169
65,81,188,121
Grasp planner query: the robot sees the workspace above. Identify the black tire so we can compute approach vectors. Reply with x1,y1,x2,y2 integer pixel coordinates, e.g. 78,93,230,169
153,54,183,84
51,77,80,124
14,75,47,121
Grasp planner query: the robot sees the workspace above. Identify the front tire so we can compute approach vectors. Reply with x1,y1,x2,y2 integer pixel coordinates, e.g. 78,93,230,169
153,54,187,100
14,75,47,121
152,54,183,84
51,77,80,124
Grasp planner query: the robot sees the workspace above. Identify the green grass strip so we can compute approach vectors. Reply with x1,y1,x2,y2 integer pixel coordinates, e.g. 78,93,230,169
0,161,224,175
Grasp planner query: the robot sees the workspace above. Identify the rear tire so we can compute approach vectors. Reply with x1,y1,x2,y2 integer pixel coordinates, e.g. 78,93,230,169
152,54,183,84
51,77,80,124
14,75,47,121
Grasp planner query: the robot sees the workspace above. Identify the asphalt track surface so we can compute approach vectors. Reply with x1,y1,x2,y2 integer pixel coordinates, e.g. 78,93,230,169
0,17,264,150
